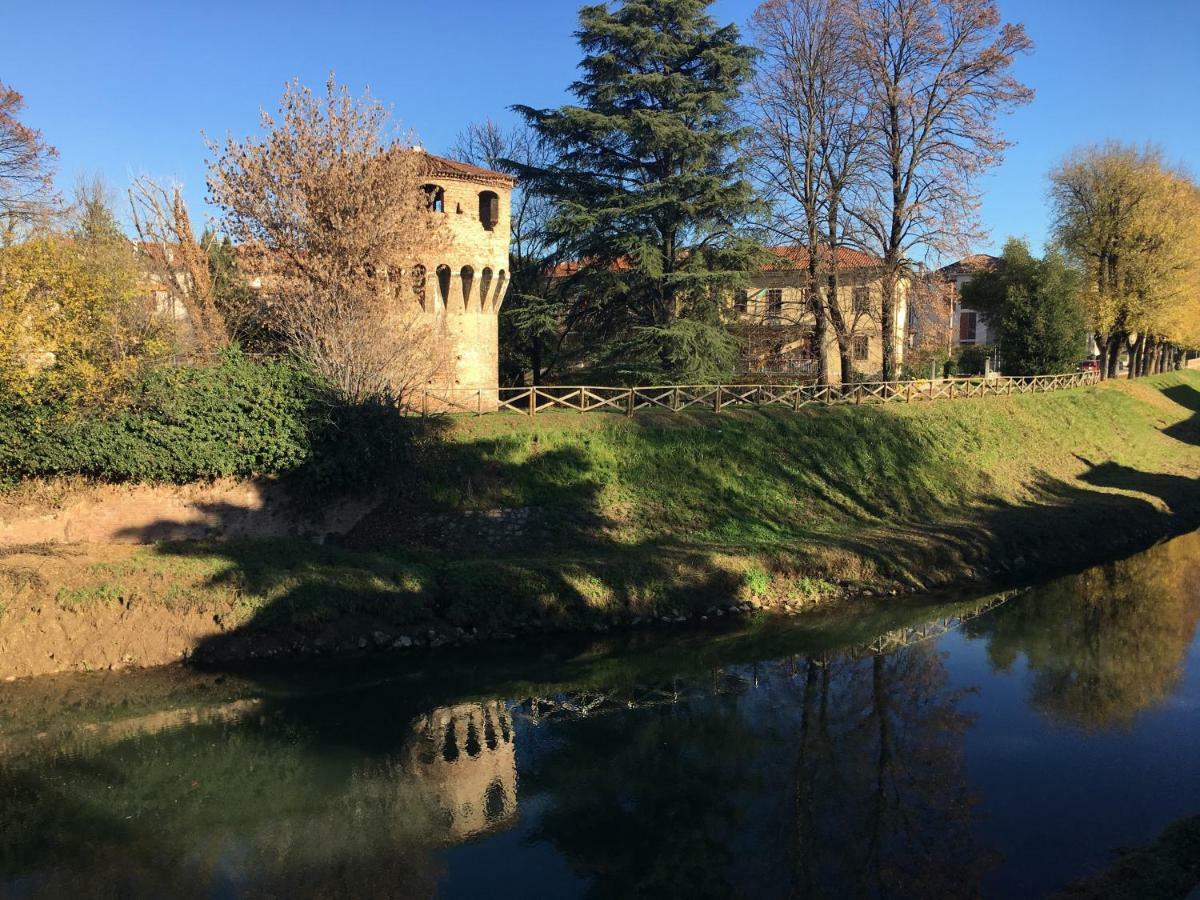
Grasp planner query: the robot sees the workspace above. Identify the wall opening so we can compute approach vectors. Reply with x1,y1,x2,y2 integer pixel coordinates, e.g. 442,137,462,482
478,191,500,231
479,268,494,309
423,184,445,213
436,265,451,307
494,269,508,309
460,265,475,309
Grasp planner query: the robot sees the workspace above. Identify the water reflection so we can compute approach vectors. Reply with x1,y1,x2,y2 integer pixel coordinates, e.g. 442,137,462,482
406,701,518,839
966,531,1200,728
1,532,1199,898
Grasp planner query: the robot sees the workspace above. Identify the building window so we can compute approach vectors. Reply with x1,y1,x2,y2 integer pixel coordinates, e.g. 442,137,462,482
479,191,500,230
852,286,870,315
422,184,445,213
734,290,749,314
959,310,978,344
853,334,869,361
766,288,783,318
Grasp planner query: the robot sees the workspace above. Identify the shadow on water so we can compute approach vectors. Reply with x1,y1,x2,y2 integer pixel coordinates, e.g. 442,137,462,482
3,531,1200,897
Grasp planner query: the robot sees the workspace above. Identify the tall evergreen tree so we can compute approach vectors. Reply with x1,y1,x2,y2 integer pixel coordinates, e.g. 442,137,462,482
515,0,760,383
962,238,1086,376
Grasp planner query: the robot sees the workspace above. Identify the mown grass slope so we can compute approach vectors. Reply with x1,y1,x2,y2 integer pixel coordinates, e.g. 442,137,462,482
3,371,1199,669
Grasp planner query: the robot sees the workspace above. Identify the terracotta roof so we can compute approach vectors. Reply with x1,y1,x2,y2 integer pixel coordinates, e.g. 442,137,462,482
764,245,882,270
548,257,634,278
420,151,517,187
548,245,882,278
937,254,1002,277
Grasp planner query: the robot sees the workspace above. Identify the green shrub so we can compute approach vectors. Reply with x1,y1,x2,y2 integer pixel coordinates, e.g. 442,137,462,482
0,347,423,491
742,565,770,598
955,344,995,376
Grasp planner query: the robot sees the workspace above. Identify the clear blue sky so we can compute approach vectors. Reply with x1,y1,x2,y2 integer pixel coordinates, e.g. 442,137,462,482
7,0,1198,257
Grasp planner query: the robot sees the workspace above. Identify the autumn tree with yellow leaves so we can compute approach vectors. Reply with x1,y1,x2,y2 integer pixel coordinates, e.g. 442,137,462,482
1050,143,1200,378
0,234,170,404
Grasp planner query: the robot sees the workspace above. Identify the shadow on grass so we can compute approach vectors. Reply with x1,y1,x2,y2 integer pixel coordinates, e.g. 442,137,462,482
1162,384,1200,446
93,387,1200,677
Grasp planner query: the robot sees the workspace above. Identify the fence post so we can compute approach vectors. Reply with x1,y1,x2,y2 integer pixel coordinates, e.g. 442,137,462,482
714,385,722,413
673,386,680,412
422,389,428,419
906,381,912,403
580,388,587,414
530,388,537,417
477,390,482,416
793,385,801,411
626,388,634,418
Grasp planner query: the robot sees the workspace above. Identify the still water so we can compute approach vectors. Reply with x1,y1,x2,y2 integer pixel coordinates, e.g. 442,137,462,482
2,532,1200,899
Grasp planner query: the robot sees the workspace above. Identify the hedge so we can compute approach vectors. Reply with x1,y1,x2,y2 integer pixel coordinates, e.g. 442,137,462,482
0,349,416,491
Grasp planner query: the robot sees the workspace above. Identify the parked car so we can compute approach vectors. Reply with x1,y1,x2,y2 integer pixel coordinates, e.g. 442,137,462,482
1078,358,1100,374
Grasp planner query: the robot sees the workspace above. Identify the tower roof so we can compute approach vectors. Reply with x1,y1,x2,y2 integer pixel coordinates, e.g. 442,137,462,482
419,151,518,187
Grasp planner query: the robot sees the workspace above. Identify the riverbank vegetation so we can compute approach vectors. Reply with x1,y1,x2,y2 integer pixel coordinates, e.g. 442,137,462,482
1,371,1198,676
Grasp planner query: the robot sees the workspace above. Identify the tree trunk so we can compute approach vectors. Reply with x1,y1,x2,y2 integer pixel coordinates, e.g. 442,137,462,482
808,263,829,387
880,270,897,382
826,271,850,387
1096,333,1109,381
1106,333,1123,379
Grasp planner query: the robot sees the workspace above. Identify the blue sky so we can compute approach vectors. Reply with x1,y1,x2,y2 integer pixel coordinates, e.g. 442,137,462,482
7,0,1198,258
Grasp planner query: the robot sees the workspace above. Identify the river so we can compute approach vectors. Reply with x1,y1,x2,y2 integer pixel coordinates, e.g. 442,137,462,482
2,531,1200,898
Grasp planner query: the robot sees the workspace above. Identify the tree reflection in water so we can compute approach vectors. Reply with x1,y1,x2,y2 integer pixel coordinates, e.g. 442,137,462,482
966,530,1200,729
522,644,986,898
2,532,1200,897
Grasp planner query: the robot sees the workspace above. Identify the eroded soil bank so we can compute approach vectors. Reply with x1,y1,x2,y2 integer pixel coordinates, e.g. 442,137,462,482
2,372,1199,680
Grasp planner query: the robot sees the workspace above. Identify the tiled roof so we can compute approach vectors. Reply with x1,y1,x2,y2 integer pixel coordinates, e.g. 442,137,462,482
764,245,882,270
420,151,517,186
937,254,1002,277
549,246,881,278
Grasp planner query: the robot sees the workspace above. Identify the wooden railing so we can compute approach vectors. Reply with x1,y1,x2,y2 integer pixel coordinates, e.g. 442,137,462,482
421,371,1100,417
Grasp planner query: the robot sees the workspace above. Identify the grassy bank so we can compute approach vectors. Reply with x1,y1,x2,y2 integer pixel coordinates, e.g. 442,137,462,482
1,371,1198,676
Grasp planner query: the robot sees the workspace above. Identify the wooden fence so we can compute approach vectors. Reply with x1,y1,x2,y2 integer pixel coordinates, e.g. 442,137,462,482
422,371,1100,417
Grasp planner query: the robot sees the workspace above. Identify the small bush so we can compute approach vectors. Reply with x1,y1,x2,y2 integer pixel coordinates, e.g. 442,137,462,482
956,344,995,376
742,565,770,598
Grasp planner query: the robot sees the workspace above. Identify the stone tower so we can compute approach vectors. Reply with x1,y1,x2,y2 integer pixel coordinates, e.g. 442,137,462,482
415,153,515,410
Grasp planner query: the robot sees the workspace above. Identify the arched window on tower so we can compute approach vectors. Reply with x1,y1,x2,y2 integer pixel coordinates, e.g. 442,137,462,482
478,191,499,231
423,184,445,213
460,265,475,309
479,268,494,309
436,265,451,307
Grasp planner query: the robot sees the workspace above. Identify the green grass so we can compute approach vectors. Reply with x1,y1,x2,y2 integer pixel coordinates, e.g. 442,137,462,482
55,582,124,611
11,373,1200,643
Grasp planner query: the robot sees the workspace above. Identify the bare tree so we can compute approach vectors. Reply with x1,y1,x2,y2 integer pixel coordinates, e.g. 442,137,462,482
747,0,872,385
207,76,448,404
850,0,1033,381
128,175,229,354
0,82,58,239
